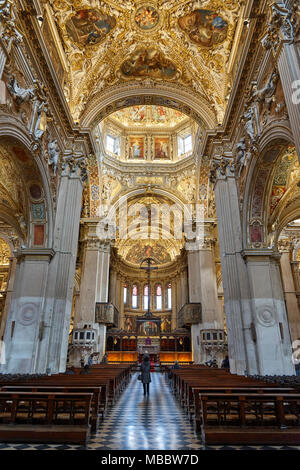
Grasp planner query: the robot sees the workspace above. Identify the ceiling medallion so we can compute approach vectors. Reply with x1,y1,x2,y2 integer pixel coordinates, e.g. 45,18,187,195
135,5,159,30
132,3,162,34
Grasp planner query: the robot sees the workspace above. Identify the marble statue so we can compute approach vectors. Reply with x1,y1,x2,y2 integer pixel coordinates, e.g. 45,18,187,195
48,139,60,176
6,76,35,105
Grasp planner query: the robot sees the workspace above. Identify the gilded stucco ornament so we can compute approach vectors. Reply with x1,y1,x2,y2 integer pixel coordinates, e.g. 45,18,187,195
261,2,294,52
49,0,242,123
0,0,22,44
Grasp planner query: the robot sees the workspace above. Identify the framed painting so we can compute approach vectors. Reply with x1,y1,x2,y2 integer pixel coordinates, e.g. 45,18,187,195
65,9,116,47
178,9,228,47
129,136,145,159
154,137,170,160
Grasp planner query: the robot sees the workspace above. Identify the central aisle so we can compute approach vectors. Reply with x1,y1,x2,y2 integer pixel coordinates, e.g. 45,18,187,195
92,371,203,450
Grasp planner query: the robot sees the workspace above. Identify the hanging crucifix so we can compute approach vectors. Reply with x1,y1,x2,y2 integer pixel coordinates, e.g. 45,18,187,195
140,253,158,318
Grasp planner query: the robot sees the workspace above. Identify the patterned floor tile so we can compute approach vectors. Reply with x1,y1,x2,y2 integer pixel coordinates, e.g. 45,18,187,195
1,372,300,450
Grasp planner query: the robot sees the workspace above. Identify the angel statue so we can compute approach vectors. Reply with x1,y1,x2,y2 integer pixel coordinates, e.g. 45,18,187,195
6,75,35,105
48,139,60,176
243,106,256,143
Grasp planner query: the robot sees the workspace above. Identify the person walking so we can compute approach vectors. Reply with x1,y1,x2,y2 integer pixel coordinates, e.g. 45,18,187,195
140,355,151,396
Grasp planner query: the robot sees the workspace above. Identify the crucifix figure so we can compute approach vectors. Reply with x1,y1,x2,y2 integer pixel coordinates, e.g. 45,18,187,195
140,256,158,318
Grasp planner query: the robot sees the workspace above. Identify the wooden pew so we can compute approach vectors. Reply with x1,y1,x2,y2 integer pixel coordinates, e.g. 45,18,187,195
0,391,92,445
194,392,300,445
2,385,102,432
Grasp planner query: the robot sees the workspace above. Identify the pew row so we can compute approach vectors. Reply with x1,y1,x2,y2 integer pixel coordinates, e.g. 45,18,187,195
0,391,92,445
194,392,300,445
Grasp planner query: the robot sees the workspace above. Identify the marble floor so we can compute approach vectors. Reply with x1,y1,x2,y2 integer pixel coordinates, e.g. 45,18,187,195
0,372,300,450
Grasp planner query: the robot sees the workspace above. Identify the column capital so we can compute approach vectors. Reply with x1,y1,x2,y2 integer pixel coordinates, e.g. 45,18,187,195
16,248,55,262
277,237,292,253
242,248,281,262
209,157,235,185
61,155,88,183
83,237,111,252
186,236,216,252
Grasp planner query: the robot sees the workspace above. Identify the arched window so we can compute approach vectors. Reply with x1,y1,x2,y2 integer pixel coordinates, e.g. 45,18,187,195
132,284,138,309
123,282,128,305
143,284,149,310
167,283,172,309
156,284,162,310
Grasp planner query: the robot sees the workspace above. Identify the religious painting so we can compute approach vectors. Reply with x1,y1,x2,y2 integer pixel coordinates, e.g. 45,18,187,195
161,316,171,333
32,203,45,221
251,168,270,219
12,146,30,164
152,105,167,122
121,48,177,79
125,241,171,265
129,136,145,159
65,9,116,47
135,6,159,30
250,222,262,244
154,137,170,159
29,184,42,200
138,321,159,337
178,9,228,47
270,186,286,214
130,106,146,122
34,225,44,246
125,315,137,333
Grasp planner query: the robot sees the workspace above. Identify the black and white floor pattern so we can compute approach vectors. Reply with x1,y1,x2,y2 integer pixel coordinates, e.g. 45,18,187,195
0,373,299,451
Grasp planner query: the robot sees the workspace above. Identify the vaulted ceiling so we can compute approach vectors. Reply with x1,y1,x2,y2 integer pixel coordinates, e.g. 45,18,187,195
47,0,244,124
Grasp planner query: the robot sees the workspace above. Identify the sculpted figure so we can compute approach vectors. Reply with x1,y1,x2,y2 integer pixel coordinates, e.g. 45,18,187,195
6,76,35,105
48,139,60,176
252,71,279,103
235,138,246,168
243,106,256,143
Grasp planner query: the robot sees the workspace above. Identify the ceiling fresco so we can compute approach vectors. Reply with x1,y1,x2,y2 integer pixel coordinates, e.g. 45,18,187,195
108,105,188,128
48,0,243,123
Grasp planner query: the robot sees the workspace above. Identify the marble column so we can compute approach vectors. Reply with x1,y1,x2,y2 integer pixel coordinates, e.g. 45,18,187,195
109,268,117,305
1,248,54,374
211,157,294,375
243,249,294,375
171,281,177,331
70,228,111,365
263,3,300,159
175,275,182,312
45,156,88,374
211,158,257,375
0,256,17,339
187,227,225,363
279,239,300,342
119,275,125,330
180,269,188,307
277,44,300,159
75,226,111,325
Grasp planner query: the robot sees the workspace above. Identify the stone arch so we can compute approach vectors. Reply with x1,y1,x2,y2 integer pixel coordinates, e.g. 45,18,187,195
107,187,193,222
0,118,54,247
80,84,217,130
242,126,296,249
